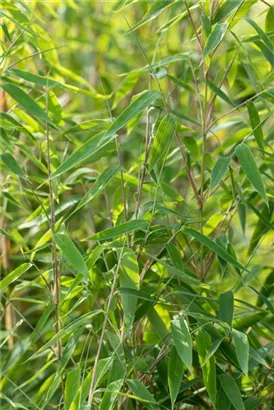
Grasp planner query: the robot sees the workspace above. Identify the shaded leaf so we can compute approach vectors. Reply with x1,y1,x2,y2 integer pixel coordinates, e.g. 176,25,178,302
127,379,160,410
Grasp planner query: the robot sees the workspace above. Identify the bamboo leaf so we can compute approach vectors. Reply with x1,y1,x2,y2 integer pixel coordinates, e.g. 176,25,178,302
219,374,245,410
51,132,117,179
1,83,52,124
85,220,149,241
247,101,264,150
0,263,32,291
196,328,216,406
127,379,160,410
55,233,88,277
210,156,230,190
119,249,139,331
1,152,27,180
74,165,120,213
235,143,268,205
65,367,81,410
171,317,192,370
232,329,249,375
168,346,184,410
149,114,175,170
219,291,234,327
105,91,160,137
184,228,247,272
203,23,228,59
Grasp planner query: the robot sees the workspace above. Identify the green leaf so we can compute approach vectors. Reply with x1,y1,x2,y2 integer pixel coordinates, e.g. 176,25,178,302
55,233,88,277
1,83,51,123
184,228,247,272
219,374,245,410
65,367,81,410
219,291,234,327
203,23,228,59
29,310,101,359
217,388,231,410
106,91,160,137
171,317,192,370
127,379,160,410
149,114,175,170
1,152,27,180
208,80,235,107
214,0,243,23
247,101,264,150
124,1,176,34
119,249,139,331
196,328,216,407
51,132,117,179
203,337,225,366
0,263,32,291
235,143,268,205
168,346,184,410
246,18,273,53
232,329,249,375
85,220,149,241
265,6,274,46
100,379,123,410
210,156,230,190
74,165,120,214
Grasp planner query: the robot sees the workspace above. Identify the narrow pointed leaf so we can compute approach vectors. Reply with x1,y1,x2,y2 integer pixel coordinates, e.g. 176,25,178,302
196,328,216,406
1,152,27,180
51,132,117,179
184,228,247,271
105,91,160,137
55,233,88,277
120,249,139,331
171,317,192,370
75,165,120,213
86,220,149,241
203,23,228,59
1,84,51,123
210,156,230,190
65,367,81,410
232,329,249,375
219,374,245,410
168,346,184,410
235,143,268,205
127,379,160,410
247,101,264,150
149,114,175,170
0,263,32,291
219,291,234,326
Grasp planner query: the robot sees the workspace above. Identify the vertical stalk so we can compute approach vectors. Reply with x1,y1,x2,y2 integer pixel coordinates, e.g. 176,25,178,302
45,92,62,360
